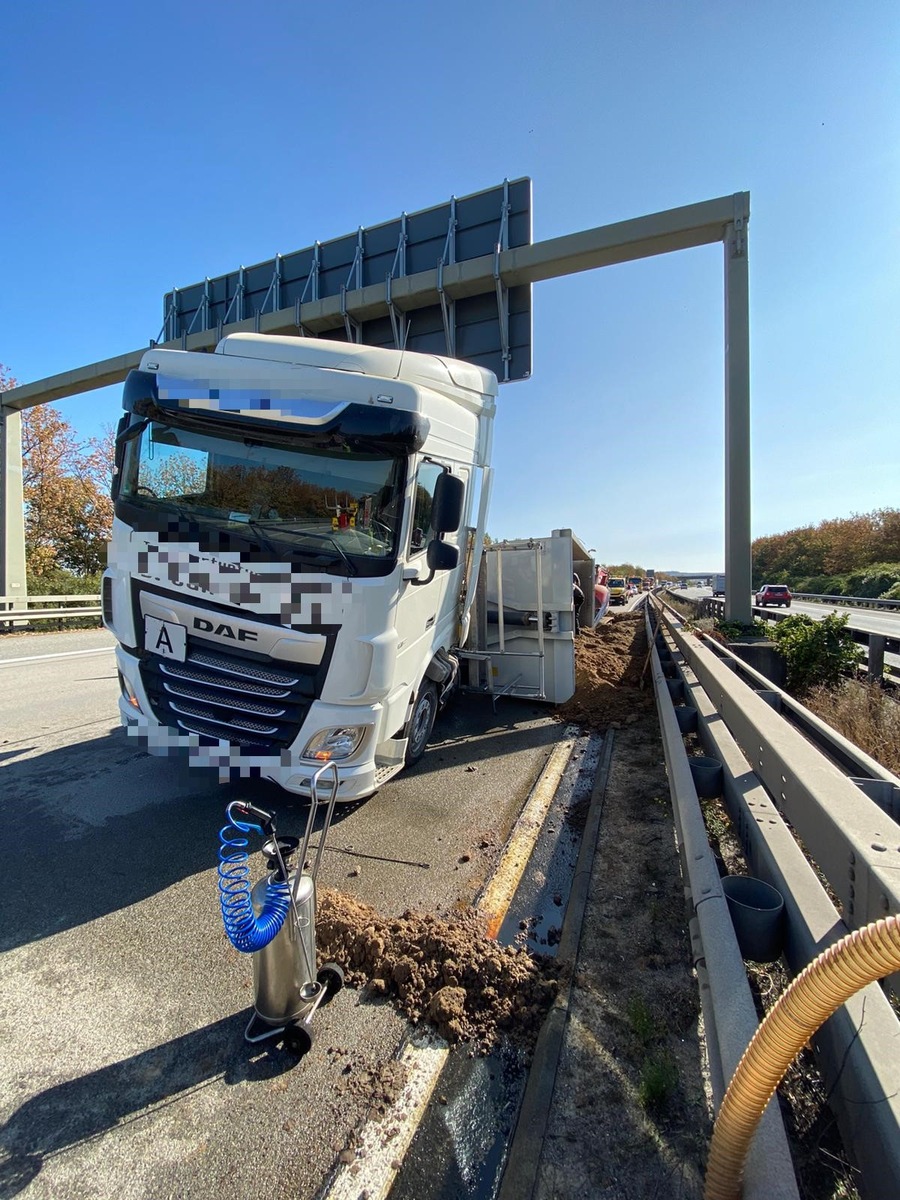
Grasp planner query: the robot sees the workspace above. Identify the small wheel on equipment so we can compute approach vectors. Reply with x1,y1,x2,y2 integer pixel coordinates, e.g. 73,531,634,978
404,678,438,766
317,962,345,1001
282,1022,313,1058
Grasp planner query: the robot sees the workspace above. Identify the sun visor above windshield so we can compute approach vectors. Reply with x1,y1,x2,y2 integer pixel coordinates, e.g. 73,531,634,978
154,375,350,426
121,369,429,452
217,333,405,380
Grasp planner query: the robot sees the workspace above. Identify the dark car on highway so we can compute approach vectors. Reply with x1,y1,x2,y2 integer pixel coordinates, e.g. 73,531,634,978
755,583,792,608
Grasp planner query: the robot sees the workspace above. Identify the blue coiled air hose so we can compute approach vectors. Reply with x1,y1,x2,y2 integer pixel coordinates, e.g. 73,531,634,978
218,804,290,953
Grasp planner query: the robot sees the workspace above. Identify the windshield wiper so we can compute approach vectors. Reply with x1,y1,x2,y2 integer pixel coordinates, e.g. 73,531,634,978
248,520,362,576
126,492,200,523
250,522,358,576
238,520,300,565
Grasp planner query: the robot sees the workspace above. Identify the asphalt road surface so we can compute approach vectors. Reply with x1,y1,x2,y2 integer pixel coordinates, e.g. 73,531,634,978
0,627,574,1200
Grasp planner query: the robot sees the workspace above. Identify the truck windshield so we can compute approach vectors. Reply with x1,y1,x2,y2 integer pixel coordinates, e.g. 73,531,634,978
119,419,404,566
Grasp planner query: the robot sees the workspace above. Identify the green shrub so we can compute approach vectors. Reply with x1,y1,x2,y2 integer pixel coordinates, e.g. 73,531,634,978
795,566,900,598
881,581,900,601
626,996,660,1046
27,567,102,596
795,574,847,596
769,613,861,694
717,618,768,641
844,563,900,598
19,568,103,631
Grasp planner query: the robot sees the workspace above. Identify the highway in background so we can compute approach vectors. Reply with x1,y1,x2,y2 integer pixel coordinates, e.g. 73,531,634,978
671,586,900,677
673,585,900,637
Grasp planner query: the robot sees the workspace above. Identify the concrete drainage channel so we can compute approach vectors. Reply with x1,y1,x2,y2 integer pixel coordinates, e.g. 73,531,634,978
397,729,609,1200
322,728,608,1200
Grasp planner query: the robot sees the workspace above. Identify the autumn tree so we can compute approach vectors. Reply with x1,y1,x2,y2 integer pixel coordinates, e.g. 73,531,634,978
140,451,207,497
21,404,114,577
873,508,900,562
753,508,900,594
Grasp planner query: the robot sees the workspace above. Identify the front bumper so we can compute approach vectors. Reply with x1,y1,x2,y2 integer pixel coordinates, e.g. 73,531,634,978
116,647,388,801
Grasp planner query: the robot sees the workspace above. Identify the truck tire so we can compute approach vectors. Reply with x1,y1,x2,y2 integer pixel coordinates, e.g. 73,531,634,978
404,679,438,766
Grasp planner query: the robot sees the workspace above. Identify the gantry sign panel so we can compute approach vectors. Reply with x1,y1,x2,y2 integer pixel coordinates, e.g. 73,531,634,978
161,179,533,383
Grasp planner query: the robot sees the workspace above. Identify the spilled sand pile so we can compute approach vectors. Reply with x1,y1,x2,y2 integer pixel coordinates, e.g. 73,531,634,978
557,612,656,729
317,888,560,1050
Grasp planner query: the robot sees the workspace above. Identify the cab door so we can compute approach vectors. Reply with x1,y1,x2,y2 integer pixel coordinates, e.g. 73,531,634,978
393,457,465,706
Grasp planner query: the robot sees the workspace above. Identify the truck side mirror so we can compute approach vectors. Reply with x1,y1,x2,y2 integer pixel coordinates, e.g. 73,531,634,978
430,472,464,533
409,538,460,586
427,540,459,573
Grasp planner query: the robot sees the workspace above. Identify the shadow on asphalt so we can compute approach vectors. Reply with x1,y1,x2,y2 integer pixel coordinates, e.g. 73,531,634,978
0,1011,301,1199
0,728,363,953
404,694,563,782
2,695,559,952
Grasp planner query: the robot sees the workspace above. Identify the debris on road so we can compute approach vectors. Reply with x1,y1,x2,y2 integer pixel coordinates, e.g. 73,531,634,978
317,889,560,1050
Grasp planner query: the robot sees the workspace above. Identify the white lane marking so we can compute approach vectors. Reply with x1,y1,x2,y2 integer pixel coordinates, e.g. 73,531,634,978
327,1030,449,1200
325,727,578,1200
0,647,115,667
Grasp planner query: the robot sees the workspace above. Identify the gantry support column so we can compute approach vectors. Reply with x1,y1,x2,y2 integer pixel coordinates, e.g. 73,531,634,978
724,194,752,625
0,406,27,612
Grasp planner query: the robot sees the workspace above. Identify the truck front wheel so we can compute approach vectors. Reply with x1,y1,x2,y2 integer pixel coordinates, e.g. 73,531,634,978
405,679,438,766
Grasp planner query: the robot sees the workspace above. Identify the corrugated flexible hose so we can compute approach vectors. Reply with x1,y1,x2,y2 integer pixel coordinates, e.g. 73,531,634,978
705,913,900,1200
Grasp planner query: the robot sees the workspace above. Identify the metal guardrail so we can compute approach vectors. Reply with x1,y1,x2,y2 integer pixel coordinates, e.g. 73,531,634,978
692,632,900,806
670,587,900,611
792,591,900,611
649,597,900,1199
0,594,102,625
646,605,799,1200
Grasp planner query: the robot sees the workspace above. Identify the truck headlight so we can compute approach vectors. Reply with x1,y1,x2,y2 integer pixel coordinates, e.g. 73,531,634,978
301,726,366,762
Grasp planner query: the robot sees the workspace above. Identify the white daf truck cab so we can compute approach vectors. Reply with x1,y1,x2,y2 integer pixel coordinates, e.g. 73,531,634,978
104,333,586,802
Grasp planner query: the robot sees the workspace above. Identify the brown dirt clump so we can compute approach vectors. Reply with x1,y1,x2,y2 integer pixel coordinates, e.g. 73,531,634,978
316,888,561,1050
347,1059,410,1122
558,614,656,730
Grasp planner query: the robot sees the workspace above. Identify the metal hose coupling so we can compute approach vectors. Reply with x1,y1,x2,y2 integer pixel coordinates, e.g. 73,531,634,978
705,913,900,1200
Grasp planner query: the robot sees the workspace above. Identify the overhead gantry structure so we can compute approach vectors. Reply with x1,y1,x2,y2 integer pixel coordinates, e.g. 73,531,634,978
1,191,752,622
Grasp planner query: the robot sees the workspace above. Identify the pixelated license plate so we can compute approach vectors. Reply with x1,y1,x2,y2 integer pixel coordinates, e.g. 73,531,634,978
145,615,187,662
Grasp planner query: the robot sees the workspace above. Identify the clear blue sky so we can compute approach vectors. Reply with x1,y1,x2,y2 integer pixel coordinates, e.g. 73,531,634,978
2,1,897,572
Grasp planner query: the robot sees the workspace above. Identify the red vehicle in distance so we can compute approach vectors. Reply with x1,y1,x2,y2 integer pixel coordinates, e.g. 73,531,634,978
754,584,792,608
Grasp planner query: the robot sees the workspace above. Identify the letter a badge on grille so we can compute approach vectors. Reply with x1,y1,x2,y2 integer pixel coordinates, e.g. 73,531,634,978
145,615,187,662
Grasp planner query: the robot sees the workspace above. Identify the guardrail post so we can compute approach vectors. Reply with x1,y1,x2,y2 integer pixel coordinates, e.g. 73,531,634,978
868,634,886,682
